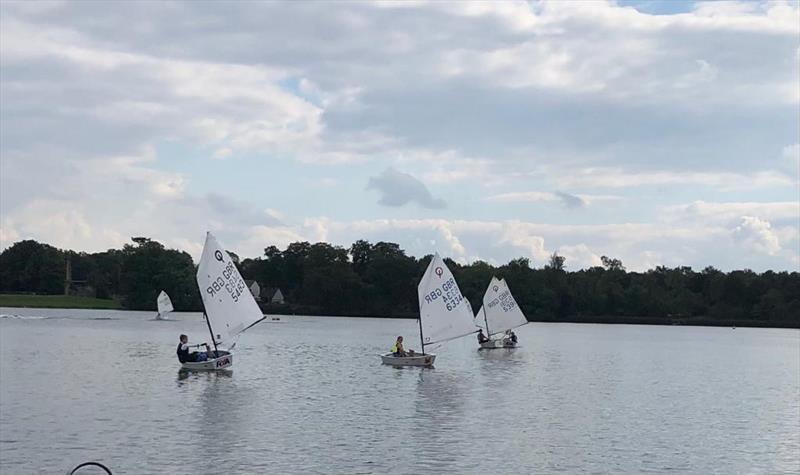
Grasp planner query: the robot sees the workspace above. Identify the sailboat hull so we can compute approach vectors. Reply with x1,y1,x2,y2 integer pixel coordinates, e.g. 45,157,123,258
180,350,233,370
479,339,517,349
380,352,436,367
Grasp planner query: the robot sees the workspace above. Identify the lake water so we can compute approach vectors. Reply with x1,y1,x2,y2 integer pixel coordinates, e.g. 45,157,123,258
0,308,798,474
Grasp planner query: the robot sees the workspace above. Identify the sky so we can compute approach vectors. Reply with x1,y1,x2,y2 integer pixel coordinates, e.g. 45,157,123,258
0,0,798,272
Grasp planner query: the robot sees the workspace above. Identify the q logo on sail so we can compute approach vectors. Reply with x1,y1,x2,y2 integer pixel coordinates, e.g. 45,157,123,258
435,267,444,278
214,250,224,262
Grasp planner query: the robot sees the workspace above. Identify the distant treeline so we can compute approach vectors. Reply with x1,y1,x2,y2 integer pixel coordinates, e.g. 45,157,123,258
1,238,798,328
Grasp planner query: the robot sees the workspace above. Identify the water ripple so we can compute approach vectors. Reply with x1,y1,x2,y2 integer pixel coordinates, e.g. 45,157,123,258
0,313,798,474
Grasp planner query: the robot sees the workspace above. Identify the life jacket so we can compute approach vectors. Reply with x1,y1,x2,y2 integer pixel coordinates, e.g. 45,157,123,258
177,343,190,363
391,343,398,353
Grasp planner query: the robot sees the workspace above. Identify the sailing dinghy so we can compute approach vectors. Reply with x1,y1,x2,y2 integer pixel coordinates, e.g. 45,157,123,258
155,290,173,320
475,277,528,349
181,232,267,371
381,253,477,367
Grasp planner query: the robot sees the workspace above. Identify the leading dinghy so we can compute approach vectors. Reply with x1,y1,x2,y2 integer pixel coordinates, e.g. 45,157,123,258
181,232,267,371
475,277,528,349
381,253,477,367
155,291,173,321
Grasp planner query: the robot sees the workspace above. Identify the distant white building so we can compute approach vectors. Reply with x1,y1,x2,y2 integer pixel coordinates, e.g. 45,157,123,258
271,288,285,304
245,280,261,301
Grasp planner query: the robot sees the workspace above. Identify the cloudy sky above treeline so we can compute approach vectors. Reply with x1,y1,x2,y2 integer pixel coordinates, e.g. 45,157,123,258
1,0,798,271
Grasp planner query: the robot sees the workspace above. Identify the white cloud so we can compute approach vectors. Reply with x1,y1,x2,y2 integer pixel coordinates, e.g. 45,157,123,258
487,190,621,208
1,15,325,160
556,243,603,269
421,156,493,185
1,0,798,274
664,200,800,224
733,216,781,255
557,168,795,191
0,223,20,249
437,1,798,104
1,200,127,252
3,201,797,272
436,222,466,260
487,191,556,203
674,59,718,89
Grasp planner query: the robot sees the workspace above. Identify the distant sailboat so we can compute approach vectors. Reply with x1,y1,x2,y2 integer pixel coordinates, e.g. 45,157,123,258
381,252,477,367
180,232,267,370
155,291,173,321
475,276,527,349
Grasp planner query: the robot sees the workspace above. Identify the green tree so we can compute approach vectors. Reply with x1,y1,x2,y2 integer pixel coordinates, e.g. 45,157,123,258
0,240,64,294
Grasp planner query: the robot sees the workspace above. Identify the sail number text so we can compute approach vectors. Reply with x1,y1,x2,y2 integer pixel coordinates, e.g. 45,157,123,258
206,261,247,302
487,290,516,312
423,277,465,311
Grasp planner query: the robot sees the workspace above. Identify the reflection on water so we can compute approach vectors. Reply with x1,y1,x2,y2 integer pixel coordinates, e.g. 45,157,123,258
1,310,798,474
177,368,233,382
412,370,471,473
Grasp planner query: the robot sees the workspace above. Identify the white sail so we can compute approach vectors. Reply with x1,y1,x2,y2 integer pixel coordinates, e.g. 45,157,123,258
481,276,527,336
196,232,265,348
474,305,486,331
418,253,476,346
156,290,174,316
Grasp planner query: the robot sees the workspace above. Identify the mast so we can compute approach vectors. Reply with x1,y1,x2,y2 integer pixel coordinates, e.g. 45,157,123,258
482,304,491,336
418,315,425,355
203,312,219,354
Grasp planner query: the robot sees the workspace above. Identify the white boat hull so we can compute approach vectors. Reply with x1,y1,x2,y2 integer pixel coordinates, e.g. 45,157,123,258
381,352,436,367
180,350,233,370
479,339,517,349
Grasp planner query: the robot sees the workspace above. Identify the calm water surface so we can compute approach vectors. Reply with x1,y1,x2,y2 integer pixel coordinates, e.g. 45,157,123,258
0,308,798,474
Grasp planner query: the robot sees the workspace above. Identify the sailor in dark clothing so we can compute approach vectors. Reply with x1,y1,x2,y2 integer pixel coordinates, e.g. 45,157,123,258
477,329,489,344
177,334,209,363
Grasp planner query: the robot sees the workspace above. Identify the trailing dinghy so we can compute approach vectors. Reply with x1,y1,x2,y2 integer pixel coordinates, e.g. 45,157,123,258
181,232,266,371
381,252,477,367
155,290,173,320
475,277,528,349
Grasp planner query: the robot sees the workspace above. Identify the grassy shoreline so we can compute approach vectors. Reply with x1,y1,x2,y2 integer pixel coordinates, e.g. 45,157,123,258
0,294,122,310
1,296,795,329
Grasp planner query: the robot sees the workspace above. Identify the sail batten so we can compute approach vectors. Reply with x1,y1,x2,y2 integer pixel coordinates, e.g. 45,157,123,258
417,253,477,346
196,232,265,348
481,276,528,336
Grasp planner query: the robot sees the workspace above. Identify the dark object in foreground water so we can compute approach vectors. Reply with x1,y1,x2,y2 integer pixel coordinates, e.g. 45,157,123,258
68,461,112,474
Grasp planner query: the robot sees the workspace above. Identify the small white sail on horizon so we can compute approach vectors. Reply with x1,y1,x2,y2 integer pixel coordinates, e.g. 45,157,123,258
418,252,477,346
156,290,173,320
476,276,528,337
196,232,265,349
